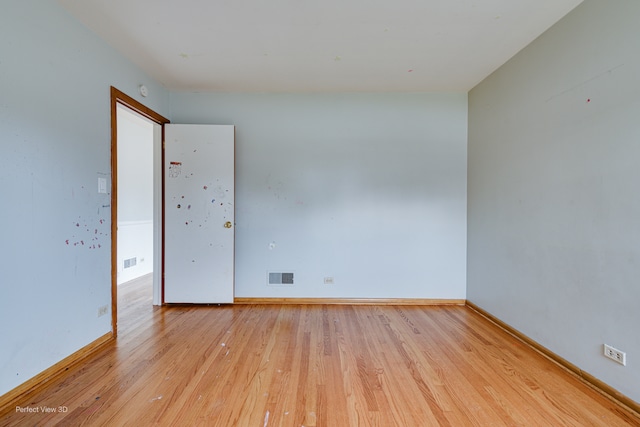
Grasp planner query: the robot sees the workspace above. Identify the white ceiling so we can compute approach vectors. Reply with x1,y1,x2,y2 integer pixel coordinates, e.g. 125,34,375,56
58,0,582,93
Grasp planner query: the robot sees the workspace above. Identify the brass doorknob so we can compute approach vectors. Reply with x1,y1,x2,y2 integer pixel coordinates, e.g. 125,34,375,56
224,221,232,228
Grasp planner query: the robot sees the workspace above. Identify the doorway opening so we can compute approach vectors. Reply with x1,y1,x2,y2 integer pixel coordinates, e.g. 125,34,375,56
117,105,154,286
116,105,156,318
110,87,169,336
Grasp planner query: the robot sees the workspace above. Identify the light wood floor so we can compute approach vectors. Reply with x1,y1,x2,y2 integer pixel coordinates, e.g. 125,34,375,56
2,278,639,426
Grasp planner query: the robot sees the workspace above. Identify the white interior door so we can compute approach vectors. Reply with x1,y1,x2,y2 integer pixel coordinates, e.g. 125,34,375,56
164,124,235,303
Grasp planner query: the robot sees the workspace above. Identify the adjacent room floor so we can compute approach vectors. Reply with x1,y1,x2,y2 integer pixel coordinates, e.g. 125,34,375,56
2,278,639,426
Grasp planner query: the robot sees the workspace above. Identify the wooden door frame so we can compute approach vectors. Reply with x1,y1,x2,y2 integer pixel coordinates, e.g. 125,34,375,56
110,86,169,336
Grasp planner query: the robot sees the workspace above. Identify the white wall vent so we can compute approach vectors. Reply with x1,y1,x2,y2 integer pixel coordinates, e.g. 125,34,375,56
124,257,137,269
268,272,294,286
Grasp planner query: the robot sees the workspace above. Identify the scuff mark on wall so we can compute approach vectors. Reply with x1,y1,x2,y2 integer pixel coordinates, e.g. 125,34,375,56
545,63,625,102
66,216,108,250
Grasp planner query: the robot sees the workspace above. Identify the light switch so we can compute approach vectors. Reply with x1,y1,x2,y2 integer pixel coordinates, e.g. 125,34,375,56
98,177,107,194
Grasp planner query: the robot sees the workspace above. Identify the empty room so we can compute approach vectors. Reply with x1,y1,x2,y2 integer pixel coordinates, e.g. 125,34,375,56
1,0,639,425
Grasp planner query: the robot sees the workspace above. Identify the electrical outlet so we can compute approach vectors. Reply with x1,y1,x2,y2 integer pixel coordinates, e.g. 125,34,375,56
603,344,626,366
324,277,334,285
97,305,109,317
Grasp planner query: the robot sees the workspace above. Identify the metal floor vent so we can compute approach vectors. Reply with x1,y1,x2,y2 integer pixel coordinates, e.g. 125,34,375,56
124,257,137,269
268,272,294,285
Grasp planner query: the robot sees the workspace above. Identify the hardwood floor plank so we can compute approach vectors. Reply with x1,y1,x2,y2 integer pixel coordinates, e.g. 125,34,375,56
441,317,545,424
2,281,639,426
422,308,555,425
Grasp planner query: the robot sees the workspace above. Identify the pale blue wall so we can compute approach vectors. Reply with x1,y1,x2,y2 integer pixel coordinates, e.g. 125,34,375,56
468,0,640,402
0,0,170,395
170,92,468,299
